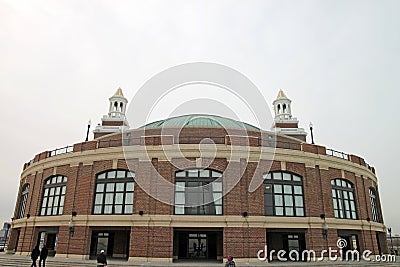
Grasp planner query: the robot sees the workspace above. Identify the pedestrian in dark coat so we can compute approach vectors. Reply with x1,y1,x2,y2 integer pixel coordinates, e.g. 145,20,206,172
97,250,108,266
30,245,40,267
39,246,48,267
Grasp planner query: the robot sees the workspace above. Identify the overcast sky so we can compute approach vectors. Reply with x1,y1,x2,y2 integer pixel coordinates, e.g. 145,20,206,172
1,0,399,234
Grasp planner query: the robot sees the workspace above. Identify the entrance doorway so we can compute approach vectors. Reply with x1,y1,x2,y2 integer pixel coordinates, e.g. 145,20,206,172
90,229,130,259
173,229,222,261
37,229,58,256
267,230,306,261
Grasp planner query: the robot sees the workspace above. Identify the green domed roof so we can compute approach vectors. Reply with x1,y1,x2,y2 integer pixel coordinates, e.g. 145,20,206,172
141,114,260,131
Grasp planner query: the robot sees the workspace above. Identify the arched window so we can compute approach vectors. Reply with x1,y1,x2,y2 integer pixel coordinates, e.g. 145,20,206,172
93,170,135,215
174,169,222,215
40,175,67,216
369,188,380,222
283,104,287,113
17,184,30,219
263,172,305,216
331,179,357,219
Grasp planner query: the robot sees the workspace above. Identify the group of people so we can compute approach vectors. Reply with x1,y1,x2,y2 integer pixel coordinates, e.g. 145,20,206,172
30,245,48,267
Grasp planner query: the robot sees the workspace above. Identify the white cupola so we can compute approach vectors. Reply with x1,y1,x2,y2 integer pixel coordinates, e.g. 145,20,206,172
271,90,307,141
93,88,130,139
273,90,292,120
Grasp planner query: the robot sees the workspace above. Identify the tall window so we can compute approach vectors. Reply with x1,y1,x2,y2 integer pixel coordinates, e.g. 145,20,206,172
263,172,305,216
40,175,67,216
331,179,357,219
17,184,30,219
174,169,223,215
369,188,380,222
93,170,135,215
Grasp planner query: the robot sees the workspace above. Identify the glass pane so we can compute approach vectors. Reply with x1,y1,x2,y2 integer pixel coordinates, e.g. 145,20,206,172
94,205,102,214
106,183,115,192
215,206,222,215
44,188,49,197
127,172,135,178
115,193,123,204
212,182,222,192
175,205,184,214
59,196,65,206
332,189,336,198
293,186,302,195
61,186,66,195
124,205,133,214
54,196,59,206
50,188,55,195
96,184,105,192
58,206,63,214
265,184,272,192
263,173,271,180
117,170,126,178
294,196,303,207
350,201,355,211
296,208,304,216
114,205,122,214
175,182,185,191
48,197,54,206
125,193,133,204
108,171,116,179
349,192,354,200
175,192,185,204
284,195,293,206
55,187,60,195
283,173,291,180
351,211,356,219
52,208,58,215
273,172,282,180
285,207,294,216
98,173,106,179
275,195,283,206
104,205,112,214
175,171,186,177
274,184,282,194
95,194,103,204
57,176,62,183
116,183,124,192
212,171,222,177
343,191,348,199
199,170,210,177
126,182,134,191
331,180,335,185
275,207,284,215
213,193,222,204
42,198,47,208
334,210,339,218
41,208,46,215
105,193,114,204
52,177,57,184
333,200,338,209
284,185,292,194
266,206,273,215
292,175,301,182
63,177,68,183
188,170,198,177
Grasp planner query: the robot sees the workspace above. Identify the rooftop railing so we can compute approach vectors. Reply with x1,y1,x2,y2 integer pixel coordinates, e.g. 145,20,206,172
24,135,372,173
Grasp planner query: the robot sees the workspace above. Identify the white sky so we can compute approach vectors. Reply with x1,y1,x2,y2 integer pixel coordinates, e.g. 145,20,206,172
1,0,399,234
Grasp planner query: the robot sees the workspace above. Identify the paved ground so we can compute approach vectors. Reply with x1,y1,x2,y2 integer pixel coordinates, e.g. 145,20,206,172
0,253,399,267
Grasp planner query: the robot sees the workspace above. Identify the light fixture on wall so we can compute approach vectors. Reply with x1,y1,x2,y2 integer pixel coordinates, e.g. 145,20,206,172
69,218,75,237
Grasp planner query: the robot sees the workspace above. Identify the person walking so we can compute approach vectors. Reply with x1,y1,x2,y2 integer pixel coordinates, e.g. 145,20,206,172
225,256,236,267
39,246,48,267
30,245,40,267
96,250,108,266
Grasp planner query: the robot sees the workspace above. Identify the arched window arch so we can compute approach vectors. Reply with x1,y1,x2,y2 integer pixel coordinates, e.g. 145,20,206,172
93,170,135,215
263,171,305,217
40,175,67,216
113,101,118,112
369,187,380,222
331,179,357,219
283,104,287,113
174,169,222,215
17,184,30,219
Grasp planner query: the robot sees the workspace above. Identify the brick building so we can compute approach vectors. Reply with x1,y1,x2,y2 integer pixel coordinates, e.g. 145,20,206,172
7,89,387,262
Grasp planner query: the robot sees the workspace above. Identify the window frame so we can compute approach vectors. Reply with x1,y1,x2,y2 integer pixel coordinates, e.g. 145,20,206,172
40,175,67,216
369,187,380,222
93,169,135,215
263,171,305,217
17,184,30,219
174,169,223,216
331,178,357,220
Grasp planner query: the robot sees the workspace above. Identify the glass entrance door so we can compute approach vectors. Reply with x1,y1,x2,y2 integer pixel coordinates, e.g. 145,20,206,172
188,233,207,259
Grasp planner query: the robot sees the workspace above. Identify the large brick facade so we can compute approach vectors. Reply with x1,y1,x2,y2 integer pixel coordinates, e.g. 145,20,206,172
7,121,388,263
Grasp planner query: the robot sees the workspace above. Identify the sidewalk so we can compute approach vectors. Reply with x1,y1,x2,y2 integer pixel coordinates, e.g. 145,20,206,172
0,253,399,267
